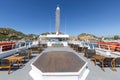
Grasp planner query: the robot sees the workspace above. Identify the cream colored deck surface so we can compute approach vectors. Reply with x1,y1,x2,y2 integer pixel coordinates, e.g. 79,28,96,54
0,47,120,80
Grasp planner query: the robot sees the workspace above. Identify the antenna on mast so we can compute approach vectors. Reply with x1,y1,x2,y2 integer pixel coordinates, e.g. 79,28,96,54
56,4,60,35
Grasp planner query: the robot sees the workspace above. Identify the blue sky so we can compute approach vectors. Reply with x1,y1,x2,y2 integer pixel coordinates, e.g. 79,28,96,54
0,0,120,36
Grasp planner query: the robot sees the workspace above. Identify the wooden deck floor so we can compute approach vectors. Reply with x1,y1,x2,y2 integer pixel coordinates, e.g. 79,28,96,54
33,51,85,72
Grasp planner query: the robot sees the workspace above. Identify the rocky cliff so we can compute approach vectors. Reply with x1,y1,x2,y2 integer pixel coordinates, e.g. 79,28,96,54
69,33,98,41
0,28,37,40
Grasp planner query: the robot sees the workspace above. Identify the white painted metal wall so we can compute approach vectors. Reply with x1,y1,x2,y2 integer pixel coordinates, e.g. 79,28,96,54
47,42,68,46
0,46,27,59
29,63,89,80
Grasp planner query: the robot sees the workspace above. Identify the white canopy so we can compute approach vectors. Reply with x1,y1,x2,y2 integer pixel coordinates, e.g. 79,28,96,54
40,34,69,38
46,34,69,38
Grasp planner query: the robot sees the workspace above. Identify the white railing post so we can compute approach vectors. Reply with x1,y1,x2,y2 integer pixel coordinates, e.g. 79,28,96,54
0,46,2,52
92,43,95,49
108,45,110,51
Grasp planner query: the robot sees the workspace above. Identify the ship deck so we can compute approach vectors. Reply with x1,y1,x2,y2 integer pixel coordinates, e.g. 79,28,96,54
0,47,120,80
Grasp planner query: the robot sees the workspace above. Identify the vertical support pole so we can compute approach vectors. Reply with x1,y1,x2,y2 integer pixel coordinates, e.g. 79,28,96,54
0,46,2,52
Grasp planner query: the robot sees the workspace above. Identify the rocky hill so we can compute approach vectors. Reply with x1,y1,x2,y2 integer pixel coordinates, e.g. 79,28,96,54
0,28,105,41
0,28,38,41
69,33,98,41
78,33,97,40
